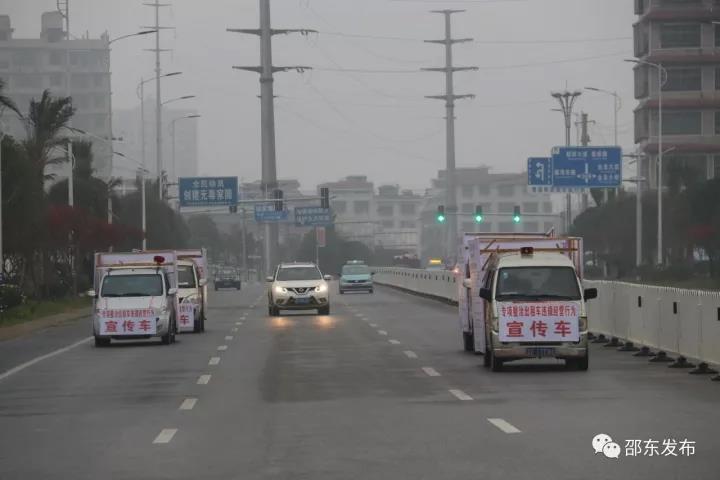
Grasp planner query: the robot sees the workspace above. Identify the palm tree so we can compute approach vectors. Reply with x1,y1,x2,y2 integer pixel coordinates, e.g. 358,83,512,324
22,89,74,184
0,78,20,118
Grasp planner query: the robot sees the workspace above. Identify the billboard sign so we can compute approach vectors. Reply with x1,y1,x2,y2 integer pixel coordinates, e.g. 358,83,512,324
179,177,238,208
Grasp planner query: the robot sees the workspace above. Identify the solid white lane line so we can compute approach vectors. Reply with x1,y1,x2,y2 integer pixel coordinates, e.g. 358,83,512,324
449,389,473,401
389,339,401,345
377,330,388,336
422,367,441,377
153,429,178,444
0,336,93,382
225,336,234,341
369,323,378,328
403,350,418,359
488,418,522,434
197,374,211,385
209,357,221,365
217,345,228,351
179,398,197,411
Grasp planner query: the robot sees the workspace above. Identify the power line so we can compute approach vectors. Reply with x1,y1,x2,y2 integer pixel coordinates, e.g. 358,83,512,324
476,51,630,70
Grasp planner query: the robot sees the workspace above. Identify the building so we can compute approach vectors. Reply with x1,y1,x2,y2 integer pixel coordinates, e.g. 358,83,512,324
633,0,720,188
317,176,424,254
113,104,199,181
0,12,112,178
419,166,561,261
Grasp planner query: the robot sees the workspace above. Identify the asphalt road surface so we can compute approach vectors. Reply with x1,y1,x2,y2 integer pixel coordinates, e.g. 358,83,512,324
1,284,719,480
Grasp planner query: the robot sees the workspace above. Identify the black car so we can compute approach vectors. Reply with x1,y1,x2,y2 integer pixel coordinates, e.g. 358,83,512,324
214,269,241,290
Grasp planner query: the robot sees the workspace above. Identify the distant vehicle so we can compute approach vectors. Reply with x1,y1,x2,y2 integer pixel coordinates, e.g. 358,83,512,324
267,262,332,316
89,252,179,347
214,267,241,290
426,258,444,271
176,248,209,333
392,253,421,269
339,261,373,294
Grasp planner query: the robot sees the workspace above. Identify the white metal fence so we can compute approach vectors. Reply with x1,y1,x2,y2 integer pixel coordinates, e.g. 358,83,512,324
373,268,720,367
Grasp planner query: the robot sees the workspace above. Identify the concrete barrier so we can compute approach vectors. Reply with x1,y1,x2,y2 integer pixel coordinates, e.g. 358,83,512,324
373,268,720,368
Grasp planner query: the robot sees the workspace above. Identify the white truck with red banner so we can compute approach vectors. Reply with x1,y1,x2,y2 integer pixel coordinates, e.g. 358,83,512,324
175,249,209,333
89,252,180,347
457,234,597,371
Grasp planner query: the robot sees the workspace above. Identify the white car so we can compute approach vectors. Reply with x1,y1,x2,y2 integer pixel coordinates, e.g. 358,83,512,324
268,263,332,316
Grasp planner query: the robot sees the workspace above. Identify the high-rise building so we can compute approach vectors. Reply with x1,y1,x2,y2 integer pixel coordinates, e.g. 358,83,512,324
633,0,720,187
0,11,112,178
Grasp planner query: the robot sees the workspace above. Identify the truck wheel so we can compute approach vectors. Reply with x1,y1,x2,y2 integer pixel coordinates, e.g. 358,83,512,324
482,331,491,367
568,352,589,371
161,319,176,345
490,345,504,372
462,331,474,352
94,337,110,347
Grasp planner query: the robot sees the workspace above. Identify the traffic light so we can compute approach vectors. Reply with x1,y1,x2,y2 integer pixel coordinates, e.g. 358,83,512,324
513,205,521,223
437,205,446,223
320,187,330,209
274,189,284,212
474,205,484,223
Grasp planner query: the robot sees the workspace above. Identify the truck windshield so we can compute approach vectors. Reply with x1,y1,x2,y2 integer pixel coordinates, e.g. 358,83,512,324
277,267,322,281
101,274,164,297
178,265,197,288
342,265,369,275
495,266,581,301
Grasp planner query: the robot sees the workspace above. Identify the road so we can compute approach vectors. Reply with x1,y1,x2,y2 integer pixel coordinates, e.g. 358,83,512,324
0,284,719,479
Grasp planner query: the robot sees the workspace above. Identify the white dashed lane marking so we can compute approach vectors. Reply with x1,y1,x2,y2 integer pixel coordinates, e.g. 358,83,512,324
377,330,388,336
153,429,178,444
449,389,473,401
488,418,522,434
369,323,378,328
197,374,211,385
209,357,221,366
403,350,418,359
179,398,197,411
231,327,238,332
422,367,441,377
389,339,401,345
217,345,228,351
225,336,234,341
235,322,243,326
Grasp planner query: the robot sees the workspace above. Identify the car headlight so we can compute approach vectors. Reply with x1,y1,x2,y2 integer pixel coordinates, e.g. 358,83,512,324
315,284,328,293
274,286,287,294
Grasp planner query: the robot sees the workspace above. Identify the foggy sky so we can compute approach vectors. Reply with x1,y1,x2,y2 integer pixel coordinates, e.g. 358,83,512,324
4,0,635,191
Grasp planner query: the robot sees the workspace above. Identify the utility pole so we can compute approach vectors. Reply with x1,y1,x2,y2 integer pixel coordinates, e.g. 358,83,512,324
551,90,582,233
241,207,248,282
228,0,314,276
142,0,171,201
579,112,594,210
423,10,477,261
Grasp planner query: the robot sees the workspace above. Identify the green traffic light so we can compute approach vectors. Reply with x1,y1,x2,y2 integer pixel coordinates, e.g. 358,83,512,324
437,215,446,223
475,215,483,223
513,215,521,223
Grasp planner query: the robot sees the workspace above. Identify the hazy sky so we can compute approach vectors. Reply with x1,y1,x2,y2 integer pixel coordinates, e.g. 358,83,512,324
5,0,635,191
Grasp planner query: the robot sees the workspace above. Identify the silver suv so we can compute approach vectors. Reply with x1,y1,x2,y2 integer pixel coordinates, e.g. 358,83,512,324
267,263,332,316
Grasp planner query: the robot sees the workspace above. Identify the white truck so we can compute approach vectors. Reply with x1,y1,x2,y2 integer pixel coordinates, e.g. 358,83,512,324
89,251,180,347
176,249,209,333
457,235,597,371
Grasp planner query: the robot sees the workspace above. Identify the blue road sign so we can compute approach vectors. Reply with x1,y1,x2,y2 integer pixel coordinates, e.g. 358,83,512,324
527,157,552,186
254,203,289,223
551,147,622,188
179,177,238,208
295,207,332,226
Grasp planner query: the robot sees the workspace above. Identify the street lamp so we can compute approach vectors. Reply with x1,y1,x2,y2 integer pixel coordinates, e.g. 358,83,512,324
169,114,201,185
136,72,182,199
162,95,196,106
625,58,668,266
115,151,149,250
551,90,582,233
585,86,622,203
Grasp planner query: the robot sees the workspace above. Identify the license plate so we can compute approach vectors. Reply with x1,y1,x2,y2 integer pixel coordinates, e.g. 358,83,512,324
294,297,310,304
526,347,556,358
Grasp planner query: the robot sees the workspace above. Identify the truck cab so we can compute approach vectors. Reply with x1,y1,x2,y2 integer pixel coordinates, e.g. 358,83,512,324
478,247,597,371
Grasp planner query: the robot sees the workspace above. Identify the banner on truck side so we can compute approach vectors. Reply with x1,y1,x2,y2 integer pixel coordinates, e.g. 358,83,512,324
98,309,157,335
498,302,580,342
177,303,195,332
